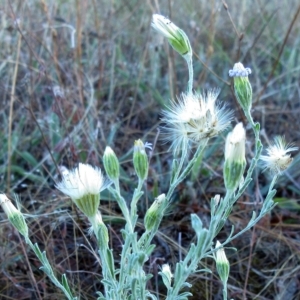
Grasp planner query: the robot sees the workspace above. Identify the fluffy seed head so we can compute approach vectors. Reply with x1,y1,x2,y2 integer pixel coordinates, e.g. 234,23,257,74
161,90,232,153
260,136,298,175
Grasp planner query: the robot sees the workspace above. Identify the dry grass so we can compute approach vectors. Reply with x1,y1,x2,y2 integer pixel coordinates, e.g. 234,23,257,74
1,0,300,299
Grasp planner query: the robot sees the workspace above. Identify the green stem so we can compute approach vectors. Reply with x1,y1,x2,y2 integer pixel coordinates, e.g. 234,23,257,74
184,53,193,94
130,178,144,225
166,140,208,202
223,283,228,300
25,238,77,300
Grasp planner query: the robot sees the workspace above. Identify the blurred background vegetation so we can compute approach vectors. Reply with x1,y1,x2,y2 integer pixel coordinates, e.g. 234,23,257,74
0,0,300,299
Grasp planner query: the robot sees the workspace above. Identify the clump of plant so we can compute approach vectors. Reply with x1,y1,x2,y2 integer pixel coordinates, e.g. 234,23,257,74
1,14,298,300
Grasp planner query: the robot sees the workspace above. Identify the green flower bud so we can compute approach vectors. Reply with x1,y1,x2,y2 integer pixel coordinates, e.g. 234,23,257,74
103,146,120,180
0,194,28,238
214,241,230,284
144,194,167,232
160,264,173,288
224,123,246,192
190,213,203,240
151,14,192,57
89,212,109,250
96,222,109,251
229,62,252,113
133,139,149,181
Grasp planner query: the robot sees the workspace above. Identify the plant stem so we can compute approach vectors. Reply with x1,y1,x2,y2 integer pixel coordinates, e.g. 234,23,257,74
25,238,77,300
223,283,228,300
184,53,194,94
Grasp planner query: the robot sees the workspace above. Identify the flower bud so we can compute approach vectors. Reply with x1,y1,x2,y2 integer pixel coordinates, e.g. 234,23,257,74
133,140,149,181
89,212,109,250
144,194,167,231
214,241,230,284
190,213,203,240
0,194,28,238
229,62,252,113
103,146,120,180
212,194,220,206
160,264,173,288
151,14,192,57
223,123,246,192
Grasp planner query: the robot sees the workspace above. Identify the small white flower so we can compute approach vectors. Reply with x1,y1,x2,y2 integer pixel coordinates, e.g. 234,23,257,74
161,90,232,153
228,62,251,77
260,136,298,174
56,163,106,200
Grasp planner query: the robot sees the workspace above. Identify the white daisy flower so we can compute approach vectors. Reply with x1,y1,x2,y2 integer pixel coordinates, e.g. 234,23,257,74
260,136,298,174
161,90,233,153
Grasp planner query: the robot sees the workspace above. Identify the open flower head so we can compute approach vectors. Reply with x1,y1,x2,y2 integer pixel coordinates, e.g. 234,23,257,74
228,62,251,77
229,62,252,113
56,163,109,218
161,90,232,153
260,136,298,175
